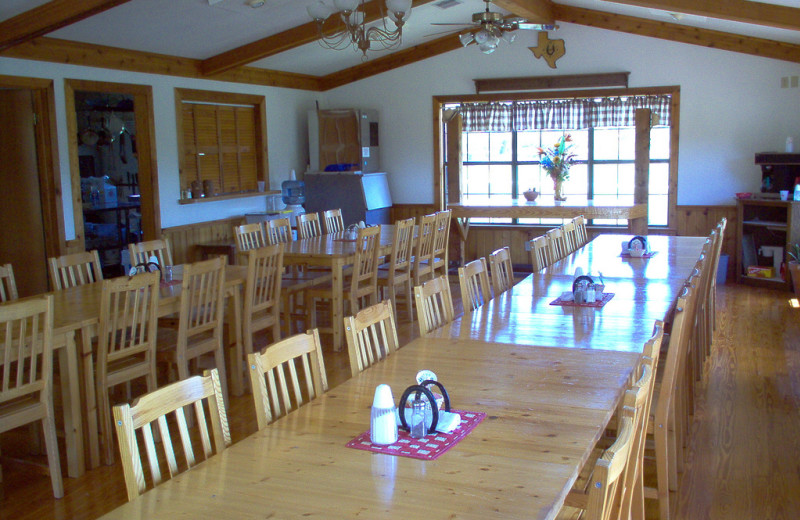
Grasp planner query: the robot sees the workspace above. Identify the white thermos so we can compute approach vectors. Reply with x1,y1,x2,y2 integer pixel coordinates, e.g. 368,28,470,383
370,384,398,445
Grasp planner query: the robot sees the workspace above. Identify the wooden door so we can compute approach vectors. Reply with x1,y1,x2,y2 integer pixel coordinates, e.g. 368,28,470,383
0,89,49,296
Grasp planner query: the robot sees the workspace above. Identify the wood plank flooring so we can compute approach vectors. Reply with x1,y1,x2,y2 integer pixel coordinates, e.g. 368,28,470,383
1,282,799,519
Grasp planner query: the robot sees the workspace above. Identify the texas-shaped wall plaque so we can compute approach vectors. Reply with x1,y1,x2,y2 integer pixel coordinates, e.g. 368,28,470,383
529,31,566,69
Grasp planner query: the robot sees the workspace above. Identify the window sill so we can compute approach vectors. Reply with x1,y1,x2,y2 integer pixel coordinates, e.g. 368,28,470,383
178,190,280,205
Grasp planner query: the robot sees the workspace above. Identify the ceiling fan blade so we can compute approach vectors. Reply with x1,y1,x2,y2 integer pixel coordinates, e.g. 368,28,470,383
517,23,558,30
431,22,476,26
424,28,464,37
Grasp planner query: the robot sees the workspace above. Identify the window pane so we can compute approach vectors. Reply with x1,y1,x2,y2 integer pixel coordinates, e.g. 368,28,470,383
650,127,670,160
466,132,489,162
593,164,620,195
649,163,669,195
648,194,668,226
489,165,512,196
594,128,619,160
564,164,588,196
463,165,489,196
490,132,512,161
517,131,539,160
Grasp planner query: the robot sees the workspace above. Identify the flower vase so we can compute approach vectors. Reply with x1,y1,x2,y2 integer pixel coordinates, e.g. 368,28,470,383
553,179,567,201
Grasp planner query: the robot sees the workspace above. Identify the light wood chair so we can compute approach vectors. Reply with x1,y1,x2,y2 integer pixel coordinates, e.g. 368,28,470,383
247,329,328,430
307,226,382,333
95,271,161,465
233,223,268,263
377,217,415,322
0,263,19,302
528,235,553,272
0,295,63,498
266,217,293,245
156,257,228,404
431,210,452,278
242,244,284,361
112,368,230,501
412,213,437,286
344,300,399,378
561,220,578,254
573,215,588,247
48,250,103,290
458,257,491,312
296,212,323,239
414,275,455,336
545,227,566,262
128,238,173,268
322,208,344,234
488,246,514,294
706,218,727,352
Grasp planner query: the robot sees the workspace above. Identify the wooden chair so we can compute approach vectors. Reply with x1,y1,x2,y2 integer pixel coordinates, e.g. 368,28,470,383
0,263,19,302
266,217,293,245
112,368,230,501
528,235,553,272
545,227,566,262
488,246,514,294
128,238,173,268
377,217,415,322
242,244,284,361
156,257,228,404
458,257,491,312
561,220,578,254
48,250,103,290
412,213,437,286
322,208,344,234
414,275,455,336
431,210,452,278
307,226,382,333
573,215,588,247
296,212,323,239
0,295,63,498
247,329,328,430
233,223,268,263
706,218,727,352
344,300,399,378
95,271,161,465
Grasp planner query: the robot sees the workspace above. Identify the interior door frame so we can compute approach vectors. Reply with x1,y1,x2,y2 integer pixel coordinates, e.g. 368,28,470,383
0,74,65,258
64,79,161,246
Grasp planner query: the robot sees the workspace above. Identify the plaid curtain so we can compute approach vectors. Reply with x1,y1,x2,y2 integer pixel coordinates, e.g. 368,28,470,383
460,95,671,132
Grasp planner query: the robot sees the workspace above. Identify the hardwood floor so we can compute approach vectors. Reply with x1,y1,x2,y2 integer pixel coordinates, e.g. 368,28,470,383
1,282,798,519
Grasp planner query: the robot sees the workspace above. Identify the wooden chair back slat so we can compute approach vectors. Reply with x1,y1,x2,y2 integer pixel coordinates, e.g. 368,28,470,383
113,369,230,501
323,208,344,234
234,223,268,256
349,226,381,310
297,212,323,239
129,239,173,268
247,330,328,430
0,263,19,302
573,215,588,246
432,210,452,277
562,221,578,254
414,275,455,336
529,235,553,272
488,246,514,294
49,250,103,290
266,217,293,245
413,213,437,285
458,257,491,312
545,228,566,262
344,300,399,378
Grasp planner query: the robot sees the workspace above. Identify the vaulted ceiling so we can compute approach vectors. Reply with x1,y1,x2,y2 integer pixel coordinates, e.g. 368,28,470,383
1,0,799,91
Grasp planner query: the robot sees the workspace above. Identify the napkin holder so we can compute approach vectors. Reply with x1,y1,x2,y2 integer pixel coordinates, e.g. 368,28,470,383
573,275,594,304
623,235,649,256
398,380,450,435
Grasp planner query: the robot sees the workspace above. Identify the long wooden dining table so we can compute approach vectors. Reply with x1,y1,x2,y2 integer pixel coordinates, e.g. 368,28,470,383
97,233,708,520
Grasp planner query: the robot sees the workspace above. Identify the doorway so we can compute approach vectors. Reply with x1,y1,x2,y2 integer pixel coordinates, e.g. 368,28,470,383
0,76,64,297
64,79,160,277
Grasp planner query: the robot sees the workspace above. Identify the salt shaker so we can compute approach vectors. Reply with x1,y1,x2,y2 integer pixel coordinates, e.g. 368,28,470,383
409,399,427,439
370,384,398,445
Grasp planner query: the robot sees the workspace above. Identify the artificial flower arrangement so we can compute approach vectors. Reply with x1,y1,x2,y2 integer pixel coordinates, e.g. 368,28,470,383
537,134,576,182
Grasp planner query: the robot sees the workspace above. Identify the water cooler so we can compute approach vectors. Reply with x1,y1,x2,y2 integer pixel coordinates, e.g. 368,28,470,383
281,175,305,225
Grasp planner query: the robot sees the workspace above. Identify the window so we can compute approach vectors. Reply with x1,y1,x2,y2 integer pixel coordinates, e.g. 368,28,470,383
436,87,678,228
175,89,268,201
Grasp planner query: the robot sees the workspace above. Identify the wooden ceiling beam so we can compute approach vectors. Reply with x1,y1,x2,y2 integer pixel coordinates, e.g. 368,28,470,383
600,0,800,32
201,0,437,77
0,0,133,52
319,32,463,90
0,37,322,91
493,0,555,24
554,4,800,64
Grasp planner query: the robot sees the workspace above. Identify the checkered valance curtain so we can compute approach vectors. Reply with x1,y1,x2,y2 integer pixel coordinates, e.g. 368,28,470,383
459,95,671,132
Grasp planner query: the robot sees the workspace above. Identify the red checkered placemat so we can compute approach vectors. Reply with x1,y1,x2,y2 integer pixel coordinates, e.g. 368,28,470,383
620,251,658,258
346,410,486,460
550,292,615,308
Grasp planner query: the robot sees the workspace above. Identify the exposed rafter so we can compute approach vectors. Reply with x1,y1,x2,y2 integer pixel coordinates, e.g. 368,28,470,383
601,0,800,32
493,0,555,24
201,0,437,77
0,0,133,52
554,4,800,63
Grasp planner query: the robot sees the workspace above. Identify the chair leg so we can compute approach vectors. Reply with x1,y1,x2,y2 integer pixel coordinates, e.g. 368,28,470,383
96,386,115,466
42,402,65,498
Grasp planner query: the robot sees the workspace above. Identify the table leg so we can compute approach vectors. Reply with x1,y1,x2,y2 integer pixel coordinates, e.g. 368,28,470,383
454,218,470,267
226,285,245,396
58,331,85,477
80,325,100,469
331,258,344,352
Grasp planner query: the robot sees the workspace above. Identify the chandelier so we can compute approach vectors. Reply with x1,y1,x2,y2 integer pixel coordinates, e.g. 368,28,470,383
307,0,413,57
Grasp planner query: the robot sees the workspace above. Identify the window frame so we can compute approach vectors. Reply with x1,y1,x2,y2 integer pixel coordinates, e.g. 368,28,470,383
175,88,269,203
433,86,680,231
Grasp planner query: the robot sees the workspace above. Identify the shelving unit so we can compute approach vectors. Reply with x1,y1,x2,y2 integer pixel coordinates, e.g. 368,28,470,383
736,198,800,289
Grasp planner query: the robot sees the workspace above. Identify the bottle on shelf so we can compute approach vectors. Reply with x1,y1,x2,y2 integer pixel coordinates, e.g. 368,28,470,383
794,176,800,201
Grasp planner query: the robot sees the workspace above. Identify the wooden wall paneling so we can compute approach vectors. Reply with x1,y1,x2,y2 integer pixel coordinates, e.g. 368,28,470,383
162,216,243,265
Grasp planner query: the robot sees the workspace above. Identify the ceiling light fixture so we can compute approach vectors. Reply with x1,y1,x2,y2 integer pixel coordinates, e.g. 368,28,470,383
307,0,412,57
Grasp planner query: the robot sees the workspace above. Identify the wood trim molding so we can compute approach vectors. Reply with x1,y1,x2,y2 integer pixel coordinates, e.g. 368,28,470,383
554,4,800,64
474,72,630,93
0,0,133,52
1,37,322,91
494,0,555,23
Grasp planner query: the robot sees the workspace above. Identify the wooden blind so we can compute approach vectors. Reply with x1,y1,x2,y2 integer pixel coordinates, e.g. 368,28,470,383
181,102,258,195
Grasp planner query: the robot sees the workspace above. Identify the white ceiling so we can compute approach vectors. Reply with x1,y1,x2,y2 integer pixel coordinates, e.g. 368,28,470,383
2,0,799,77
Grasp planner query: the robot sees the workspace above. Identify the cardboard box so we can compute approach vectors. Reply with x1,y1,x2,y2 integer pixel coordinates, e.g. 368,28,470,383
746,266,773,278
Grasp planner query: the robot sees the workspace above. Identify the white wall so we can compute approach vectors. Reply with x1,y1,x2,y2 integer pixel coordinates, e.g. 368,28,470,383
323,23,800,206
0,57,321,239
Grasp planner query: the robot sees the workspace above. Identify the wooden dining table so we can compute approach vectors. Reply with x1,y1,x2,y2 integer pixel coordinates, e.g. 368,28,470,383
282,225,399,351
34,264,247,475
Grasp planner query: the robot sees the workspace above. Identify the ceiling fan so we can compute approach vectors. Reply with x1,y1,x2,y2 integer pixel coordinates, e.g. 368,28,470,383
432,0,557,54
